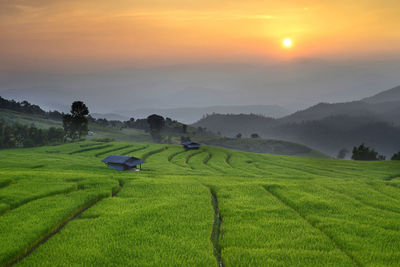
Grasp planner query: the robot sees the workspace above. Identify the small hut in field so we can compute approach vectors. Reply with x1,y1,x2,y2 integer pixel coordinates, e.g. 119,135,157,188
181,141,201,151
102,155,145,171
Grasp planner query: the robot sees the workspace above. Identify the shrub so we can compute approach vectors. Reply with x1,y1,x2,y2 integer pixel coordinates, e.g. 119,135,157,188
391,152,400,160
351,143,384,161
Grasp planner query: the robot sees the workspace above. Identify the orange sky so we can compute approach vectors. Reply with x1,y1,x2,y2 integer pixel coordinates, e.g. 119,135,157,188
1,0,400,67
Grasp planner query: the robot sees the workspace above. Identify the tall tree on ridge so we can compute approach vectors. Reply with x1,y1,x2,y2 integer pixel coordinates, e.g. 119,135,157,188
63,101,89,140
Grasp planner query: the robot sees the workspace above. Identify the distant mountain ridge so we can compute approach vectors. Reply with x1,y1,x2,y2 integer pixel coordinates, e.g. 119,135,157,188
125,104,291,124
193,85,400,157
362,85,400,103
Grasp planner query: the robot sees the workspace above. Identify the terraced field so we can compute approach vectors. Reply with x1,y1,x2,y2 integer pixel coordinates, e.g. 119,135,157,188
0,141,399,266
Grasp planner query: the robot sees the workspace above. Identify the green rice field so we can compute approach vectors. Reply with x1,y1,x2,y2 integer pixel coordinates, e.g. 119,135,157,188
0,141,399,266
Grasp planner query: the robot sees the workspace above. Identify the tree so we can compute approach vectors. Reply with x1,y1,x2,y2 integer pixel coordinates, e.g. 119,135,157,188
391,152,400,160
147,114,165,142
351,143,381,161
337,148,349,159
63,101,89,139
236,133,242,139
251,133,259,138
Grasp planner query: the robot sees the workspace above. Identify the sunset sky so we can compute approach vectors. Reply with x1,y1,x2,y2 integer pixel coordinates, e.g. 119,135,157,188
1,0,400,114
2,0,400,68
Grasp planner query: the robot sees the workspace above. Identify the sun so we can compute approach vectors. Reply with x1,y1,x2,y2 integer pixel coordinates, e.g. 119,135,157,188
283,38,292,48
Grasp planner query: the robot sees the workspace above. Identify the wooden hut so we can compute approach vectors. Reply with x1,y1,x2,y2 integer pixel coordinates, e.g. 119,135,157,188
102,155,145,171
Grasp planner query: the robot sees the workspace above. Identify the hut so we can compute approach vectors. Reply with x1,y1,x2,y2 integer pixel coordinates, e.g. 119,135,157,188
181,141,201,151
102,155,146,171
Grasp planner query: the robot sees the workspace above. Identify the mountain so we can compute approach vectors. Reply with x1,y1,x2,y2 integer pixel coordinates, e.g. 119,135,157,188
280,100,400,125
128,105,291,124
193,85,400,157
361,85,400,103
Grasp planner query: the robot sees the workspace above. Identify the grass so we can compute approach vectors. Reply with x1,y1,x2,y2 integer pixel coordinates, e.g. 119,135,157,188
0,140,399,266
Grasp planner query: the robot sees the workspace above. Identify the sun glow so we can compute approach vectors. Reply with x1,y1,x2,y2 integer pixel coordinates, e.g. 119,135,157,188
283,38,292,48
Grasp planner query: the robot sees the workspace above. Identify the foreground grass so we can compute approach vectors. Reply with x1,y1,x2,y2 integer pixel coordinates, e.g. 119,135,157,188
0,141,399,266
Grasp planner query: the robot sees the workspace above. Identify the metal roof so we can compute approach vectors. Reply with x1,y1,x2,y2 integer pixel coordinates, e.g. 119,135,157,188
102,155,146,166
181,141,192,145
181,141,201,147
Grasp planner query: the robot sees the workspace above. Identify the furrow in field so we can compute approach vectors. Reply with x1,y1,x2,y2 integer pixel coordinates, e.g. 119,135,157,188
94,145,133,157
142,147,168,161
250,155,327,178
168,150,186,162
203,152,212,165
79,143,103,148
225,153,233,168
68,144,113,155
202,152,227,175
185,151,204,165
121,145,149,156
0,186,78,218
365,182,400,202
262,185,361,267
225,154,268,177
207,186,225,267
184,151,208,171
319,183,400,216
7,180,123,267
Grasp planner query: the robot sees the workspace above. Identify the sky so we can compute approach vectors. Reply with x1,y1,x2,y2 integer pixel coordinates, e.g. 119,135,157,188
1,0,400,116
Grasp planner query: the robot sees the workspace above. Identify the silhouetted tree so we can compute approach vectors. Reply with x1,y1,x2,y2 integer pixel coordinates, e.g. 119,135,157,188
391,152,400,160
63,101,89,139
351,143,382,161
251,133,260,138
337,148,349,159
236,133,242,139
182,124,187,134
147,114,165,142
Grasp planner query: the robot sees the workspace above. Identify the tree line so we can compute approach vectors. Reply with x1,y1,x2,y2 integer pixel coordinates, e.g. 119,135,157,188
1,97,213,141
0,119,64,148
336,143,399,161
0,96,63,120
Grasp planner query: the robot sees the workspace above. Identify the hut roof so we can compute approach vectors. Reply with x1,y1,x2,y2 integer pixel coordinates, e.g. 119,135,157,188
181,141,201,149
102,155,145,167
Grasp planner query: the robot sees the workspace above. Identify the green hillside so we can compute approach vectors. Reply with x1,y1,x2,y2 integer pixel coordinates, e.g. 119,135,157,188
0,141,399,266
0,108,328,157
